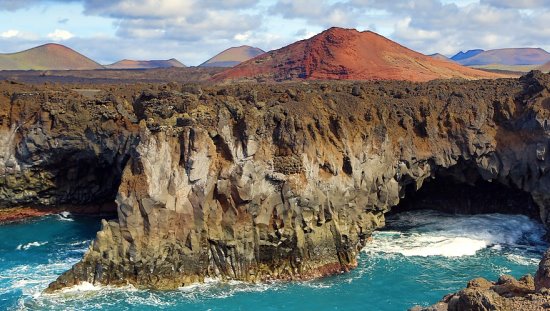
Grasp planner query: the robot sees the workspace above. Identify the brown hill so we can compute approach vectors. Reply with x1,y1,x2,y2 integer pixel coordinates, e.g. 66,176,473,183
429,53,453,62
200,45,265,68
539,61,550,73
0,43,103,70
215,28,502,82
105,58,185,69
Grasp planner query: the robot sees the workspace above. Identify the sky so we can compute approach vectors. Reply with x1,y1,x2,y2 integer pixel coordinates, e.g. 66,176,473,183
0,0,549,66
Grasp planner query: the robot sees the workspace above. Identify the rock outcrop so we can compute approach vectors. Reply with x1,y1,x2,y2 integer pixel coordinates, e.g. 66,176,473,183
413,248,550,311
0,81,137,209
2,72,550,292
35,71,550,291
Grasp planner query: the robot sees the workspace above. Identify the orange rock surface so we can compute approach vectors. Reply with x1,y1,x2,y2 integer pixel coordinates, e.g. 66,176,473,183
215,27,503,82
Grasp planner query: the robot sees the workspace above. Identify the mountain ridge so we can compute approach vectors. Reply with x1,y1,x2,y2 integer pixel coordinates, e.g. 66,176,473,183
455,48,550,66
451,49,484,61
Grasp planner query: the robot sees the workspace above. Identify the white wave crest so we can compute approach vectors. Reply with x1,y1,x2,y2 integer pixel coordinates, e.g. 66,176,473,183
48,282,137,295
58,282,102,293
505,254,541,266
365,210,547,258
16,241,48,250
56,212,74,221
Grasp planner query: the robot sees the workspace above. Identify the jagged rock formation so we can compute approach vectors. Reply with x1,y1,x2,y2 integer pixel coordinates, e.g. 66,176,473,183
2,71,550,293
0,81,137,209
414,249,550,311
33,71,550,291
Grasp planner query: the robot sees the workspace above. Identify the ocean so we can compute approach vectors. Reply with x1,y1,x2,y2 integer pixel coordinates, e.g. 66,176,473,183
1,210,546,311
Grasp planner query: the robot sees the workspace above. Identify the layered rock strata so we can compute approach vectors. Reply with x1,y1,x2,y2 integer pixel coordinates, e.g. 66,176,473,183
35,72,550,291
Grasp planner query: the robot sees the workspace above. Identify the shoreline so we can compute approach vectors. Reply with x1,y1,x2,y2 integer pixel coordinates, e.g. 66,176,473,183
0,207,58,224
0,203,117,225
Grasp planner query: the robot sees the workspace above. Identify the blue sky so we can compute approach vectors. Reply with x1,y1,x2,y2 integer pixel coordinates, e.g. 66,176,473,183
1,0,549,65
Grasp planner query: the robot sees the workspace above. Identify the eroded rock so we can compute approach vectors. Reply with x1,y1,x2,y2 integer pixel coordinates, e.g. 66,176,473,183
2,75,550,292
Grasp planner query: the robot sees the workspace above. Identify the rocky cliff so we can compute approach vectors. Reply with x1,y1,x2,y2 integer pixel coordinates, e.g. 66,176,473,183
2,73,550,292
0,81,137,211
33,71,550,291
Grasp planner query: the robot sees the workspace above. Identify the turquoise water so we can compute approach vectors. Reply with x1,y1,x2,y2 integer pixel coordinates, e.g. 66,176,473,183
1,210,547,311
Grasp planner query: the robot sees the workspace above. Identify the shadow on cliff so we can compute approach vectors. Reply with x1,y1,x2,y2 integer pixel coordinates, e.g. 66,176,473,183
392,159,538,218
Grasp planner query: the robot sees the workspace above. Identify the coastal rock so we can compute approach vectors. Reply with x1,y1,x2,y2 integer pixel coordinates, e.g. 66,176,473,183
3,74,550,291
0,83,137,209
414,258,550,311
42,72,550,291
535,249,550,291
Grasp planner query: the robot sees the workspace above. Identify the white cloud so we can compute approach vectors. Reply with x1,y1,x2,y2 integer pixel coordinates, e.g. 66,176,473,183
481,0,550,8
1,29,20,38
295,29,317,40
234,32,251,42
47,29,74,41
269,0,550,56
0,29,39,40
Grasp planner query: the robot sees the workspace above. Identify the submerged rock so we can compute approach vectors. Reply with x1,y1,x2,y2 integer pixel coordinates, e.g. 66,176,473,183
413,253,550,311
2,74,550,292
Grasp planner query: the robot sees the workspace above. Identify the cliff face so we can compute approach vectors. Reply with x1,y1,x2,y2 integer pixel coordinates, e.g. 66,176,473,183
0,82,137,210
2,74,550,291
33,72,550,291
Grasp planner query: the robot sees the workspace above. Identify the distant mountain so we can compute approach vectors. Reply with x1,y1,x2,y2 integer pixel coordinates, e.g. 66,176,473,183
454,48,550,66
539,61,550,73
451,49,484,61
215,27,501,82
105,58,185,69
200,46,265,68
429,53,453,62
0,43,103,70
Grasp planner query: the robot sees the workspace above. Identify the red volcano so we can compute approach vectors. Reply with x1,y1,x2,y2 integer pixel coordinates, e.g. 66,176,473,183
215,27,502,82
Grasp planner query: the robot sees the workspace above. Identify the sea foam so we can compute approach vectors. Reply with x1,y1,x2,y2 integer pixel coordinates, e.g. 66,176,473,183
365,210,547,258
16,241,48,251
57,212,74,221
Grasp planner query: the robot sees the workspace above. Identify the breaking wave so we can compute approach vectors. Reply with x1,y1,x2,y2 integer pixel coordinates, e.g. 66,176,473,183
365,210,547,258
1,210,547,310
56,211,74,222
16,241,48,251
